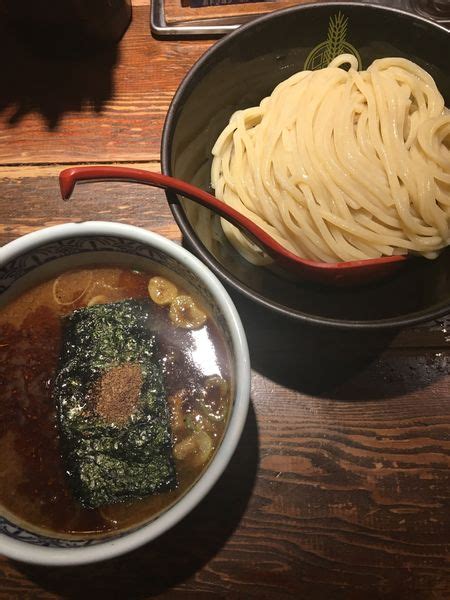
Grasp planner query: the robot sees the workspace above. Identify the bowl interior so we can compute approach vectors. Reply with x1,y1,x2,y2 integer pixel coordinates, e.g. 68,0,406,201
163,3,450,327
0,232,237,550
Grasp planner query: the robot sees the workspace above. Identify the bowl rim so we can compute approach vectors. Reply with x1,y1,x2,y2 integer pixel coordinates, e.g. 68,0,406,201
0,221,251,566
161,1,450,330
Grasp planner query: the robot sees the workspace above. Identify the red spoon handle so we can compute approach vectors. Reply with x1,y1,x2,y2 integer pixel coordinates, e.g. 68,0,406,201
59,165,407,285
59,165,292,261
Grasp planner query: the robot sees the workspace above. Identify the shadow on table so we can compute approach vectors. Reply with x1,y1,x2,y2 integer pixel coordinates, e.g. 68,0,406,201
0,18,118,130
230,291,446,401
14,402,259,598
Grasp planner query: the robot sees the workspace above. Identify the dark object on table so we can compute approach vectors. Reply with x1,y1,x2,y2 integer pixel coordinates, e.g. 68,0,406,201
53,299,176,508
0,0,131,54
185,0,268,6
162,2,450,329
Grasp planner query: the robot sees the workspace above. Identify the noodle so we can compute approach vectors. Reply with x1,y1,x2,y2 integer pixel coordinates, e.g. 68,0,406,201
210,54,450,264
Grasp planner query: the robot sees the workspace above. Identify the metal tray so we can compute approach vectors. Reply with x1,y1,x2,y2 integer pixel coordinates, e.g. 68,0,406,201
150,0,449,38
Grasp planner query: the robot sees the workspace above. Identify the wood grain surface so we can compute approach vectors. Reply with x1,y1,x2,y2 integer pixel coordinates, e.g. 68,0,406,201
0,2,449,599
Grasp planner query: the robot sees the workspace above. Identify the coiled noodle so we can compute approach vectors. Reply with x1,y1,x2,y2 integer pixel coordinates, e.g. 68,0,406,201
211,54,450,264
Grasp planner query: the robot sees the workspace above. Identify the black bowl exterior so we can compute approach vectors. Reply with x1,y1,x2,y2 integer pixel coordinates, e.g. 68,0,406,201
162,2,450,329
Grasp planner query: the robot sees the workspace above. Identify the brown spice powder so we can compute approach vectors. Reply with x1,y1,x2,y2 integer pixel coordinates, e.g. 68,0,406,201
93,363,143,425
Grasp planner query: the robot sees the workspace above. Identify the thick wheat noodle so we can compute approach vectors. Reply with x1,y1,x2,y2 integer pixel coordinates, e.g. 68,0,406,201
210,54,450,264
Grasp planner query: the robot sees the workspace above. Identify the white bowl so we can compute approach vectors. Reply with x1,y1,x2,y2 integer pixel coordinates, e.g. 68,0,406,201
0,221,250,566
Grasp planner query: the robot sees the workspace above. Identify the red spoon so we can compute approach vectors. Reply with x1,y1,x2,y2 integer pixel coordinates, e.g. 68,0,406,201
59,165,407,286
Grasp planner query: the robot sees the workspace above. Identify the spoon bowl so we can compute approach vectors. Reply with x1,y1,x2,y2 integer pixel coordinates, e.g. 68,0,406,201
59,165,407,286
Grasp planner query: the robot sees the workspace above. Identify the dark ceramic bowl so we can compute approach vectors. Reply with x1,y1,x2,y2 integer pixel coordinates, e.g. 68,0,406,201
162,2,450,329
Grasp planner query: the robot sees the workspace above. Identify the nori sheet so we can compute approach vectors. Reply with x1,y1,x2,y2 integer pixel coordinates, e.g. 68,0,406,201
53,299,177,508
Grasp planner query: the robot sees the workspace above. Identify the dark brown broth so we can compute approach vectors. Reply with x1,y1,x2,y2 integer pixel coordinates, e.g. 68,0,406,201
0,266,230,537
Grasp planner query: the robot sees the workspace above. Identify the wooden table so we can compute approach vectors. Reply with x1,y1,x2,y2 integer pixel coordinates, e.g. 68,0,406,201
0,3,449,598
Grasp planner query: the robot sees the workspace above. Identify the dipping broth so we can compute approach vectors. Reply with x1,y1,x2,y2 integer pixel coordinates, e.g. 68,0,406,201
0,265,231,537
